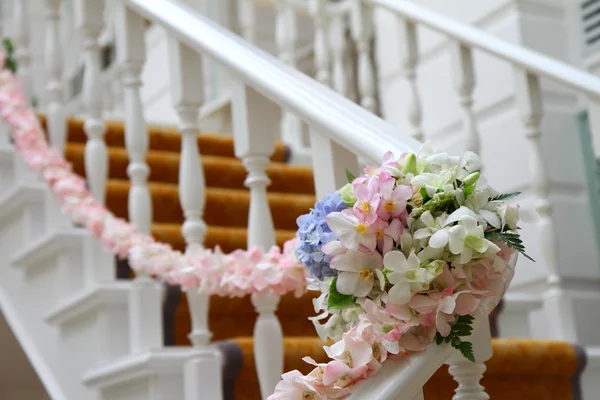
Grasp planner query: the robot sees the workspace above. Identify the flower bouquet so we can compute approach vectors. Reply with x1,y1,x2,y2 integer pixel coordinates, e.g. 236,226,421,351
270,148,530,399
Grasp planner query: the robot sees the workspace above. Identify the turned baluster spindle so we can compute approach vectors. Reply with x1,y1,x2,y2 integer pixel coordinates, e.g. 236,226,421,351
398,16,424,142
514,70,560,285
168,36,222,400
237,0,256,44
76,0,108,204
45,0,67,154
447,320,493,400
330,13,348,96
309,0,331,87
451,42,480,154
116,4,163,353
232,81,282,399
351,0,376,112
12,1,32,103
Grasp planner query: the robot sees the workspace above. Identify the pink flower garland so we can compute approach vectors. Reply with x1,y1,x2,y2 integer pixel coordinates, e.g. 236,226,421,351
0,55,307,298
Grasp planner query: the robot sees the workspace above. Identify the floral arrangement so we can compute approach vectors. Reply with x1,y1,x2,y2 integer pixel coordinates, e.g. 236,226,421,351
270,149,530,399
0,43,307,299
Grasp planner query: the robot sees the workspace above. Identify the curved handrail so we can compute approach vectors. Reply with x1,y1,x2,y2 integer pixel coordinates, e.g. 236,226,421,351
125,0,421,165
370,0,600,98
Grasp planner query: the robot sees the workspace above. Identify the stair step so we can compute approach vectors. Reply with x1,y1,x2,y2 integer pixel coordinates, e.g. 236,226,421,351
106,179,314,229
39,115,289,161
174,291,320,344
231,338,584,400
152,223,297,253
65,142,315,194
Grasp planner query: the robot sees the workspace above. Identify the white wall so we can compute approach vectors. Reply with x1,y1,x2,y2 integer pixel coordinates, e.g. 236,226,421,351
373,0,600,294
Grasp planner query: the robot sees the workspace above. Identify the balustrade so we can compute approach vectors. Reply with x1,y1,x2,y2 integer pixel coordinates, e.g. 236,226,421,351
350,0,376,112
12,1,32,103
398,16,424,142
309,0,331,87
451,42,479,154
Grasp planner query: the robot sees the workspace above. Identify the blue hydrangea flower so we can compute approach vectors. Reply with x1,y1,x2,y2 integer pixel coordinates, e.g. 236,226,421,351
296,191,348,280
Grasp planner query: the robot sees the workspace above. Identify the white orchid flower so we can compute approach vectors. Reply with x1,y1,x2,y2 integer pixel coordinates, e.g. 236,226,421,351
410,171,454,198
331,250,383,297
383,250,432,305
413,211,448,243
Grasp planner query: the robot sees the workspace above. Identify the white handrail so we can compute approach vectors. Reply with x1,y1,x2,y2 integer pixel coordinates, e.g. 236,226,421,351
125,0,421,164
370,0,600,98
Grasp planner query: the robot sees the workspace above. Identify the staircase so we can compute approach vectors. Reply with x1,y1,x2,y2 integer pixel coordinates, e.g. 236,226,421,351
1,0,600,399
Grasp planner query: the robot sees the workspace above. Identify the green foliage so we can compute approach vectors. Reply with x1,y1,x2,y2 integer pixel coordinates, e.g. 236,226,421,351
346,169,356,184
435,314,475,362
327,278,356,310
489,192,521,202
2,38,17,73
463,184,475,197
485,230,535,262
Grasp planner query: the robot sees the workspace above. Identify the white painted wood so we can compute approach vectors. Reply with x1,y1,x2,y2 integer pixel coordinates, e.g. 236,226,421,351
330,13,348,96
309,0,331,87
350,0,376,113
446,321,493,400
44,0,67,154
309,129,359,199
75,0,108,204
231,80,282,399
12,0,32,103
398,16,423,142
276,0,303,149
115,3,163,354
451,41,479,154
410,389,425,400
237,0,255,43
514,70,560,286
167,35,222,400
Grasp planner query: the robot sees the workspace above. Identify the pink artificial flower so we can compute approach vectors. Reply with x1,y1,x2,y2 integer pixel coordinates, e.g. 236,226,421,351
330,250,383,297
361,299,410,355
268,370,322,400
433,292,481,337
324,327,375,369
352,180,380,224
373,218,403,255
378,177,412,219
398,324,437,352
326,210,376,252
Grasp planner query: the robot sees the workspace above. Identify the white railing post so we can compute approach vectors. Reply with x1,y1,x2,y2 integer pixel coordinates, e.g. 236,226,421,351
167,34,223,400
309,0,331,87
351,0,376,113
451,42,479,154
330,13,348,96
115,3,163,353
12,0,32,103
45,0,67,154
514,70,560,285
398,16,424,142
446,321,493,400
276,0,303,149
231,80,283,400
75,0,108,204
237,0,255,44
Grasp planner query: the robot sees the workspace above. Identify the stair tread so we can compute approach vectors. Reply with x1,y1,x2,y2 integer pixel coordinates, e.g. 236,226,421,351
106,179,314,228
39,114,289,162
65,142,315,193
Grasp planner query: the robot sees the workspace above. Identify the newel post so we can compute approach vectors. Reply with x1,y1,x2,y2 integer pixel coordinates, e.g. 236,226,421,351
115,3,164,353
231,80,283,399
167,33,223,400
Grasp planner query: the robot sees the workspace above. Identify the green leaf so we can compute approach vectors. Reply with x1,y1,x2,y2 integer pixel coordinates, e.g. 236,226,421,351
435,314,476,362
489,192,521,202
346,169,356,184
485,230,535,262
420,187,430,203
458,341,475,362
463,185,475,197
327,278,356,310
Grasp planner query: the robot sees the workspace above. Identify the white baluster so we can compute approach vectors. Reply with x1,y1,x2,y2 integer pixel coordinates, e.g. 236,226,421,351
12,1,32,103
351,0,376,112
75,0,108,204
232,81,282,399
451,42,479,154
514,70,560,285
45,0,67,154
115,3,163,353
168,35,223,400
309,130,359,199
398,16,424,142
446,320,493,400
330,13,348,96
309,0,331,87
237,0,255,44
276,0,303,149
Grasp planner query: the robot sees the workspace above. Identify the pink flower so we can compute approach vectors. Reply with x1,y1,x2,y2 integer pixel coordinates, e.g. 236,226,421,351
326,210,376,252
352,180,380,224
268,370,322,400
377,177,412,219
330,250,382,297
373,218,402,255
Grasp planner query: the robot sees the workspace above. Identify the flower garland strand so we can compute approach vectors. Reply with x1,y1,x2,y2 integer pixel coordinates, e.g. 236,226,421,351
0,50,307,298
